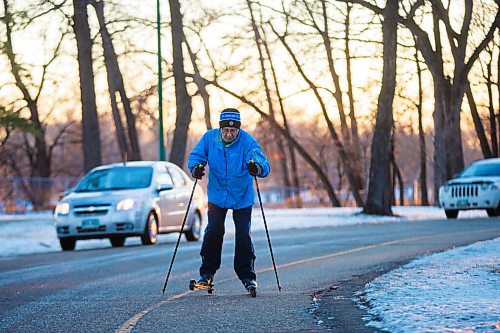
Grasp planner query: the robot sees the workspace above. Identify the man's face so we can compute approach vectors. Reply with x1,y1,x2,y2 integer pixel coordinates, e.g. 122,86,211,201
221,127,239,143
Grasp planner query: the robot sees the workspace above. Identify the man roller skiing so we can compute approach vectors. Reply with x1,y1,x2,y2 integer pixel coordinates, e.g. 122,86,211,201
188,108,270,294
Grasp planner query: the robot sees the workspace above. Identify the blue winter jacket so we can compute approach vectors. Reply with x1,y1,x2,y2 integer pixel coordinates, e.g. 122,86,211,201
188,129,270,209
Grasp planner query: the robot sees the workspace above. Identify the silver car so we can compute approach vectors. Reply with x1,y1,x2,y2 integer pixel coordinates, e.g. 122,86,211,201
54,161,206,251
438,158,500,218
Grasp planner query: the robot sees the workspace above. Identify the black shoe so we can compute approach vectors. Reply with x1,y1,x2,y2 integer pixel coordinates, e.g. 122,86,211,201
242,278,257,289
197,274,213,286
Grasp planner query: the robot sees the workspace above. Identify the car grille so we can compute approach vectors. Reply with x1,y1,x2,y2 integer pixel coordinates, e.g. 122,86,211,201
450,185,479,198
73,204,111,216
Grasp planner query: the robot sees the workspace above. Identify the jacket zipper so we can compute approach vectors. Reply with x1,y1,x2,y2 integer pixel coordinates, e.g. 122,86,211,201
224,147,228,207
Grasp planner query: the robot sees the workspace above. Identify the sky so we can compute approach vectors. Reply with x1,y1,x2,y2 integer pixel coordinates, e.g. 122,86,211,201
0,0,496,159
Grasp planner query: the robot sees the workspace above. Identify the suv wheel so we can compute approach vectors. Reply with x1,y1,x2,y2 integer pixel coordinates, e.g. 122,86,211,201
110,236,126,247
185,212,202,242
445,209,459,219
486,208,499,217
141,212,158,245
60,238,76,251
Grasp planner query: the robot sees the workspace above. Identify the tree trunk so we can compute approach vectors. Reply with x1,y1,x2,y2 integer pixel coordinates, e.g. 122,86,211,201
390,130,404,206
466,82,492,158
485,51,498,156
345,3,360,147
92,0,141,161
415,46,429,205
497,37,500,156
363,0,398,215
73,0,102,171
3,0,51,179
432,77,448,199
261,27,302,208
319,0,364,198
168,0,193,168
246,0,292,202
270,22,362,207
185,40,212,130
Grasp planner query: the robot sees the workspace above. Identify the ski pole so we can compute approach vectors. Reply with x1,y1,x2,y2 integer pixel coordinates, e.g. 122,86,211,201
162,177,199,294
251,161,282,292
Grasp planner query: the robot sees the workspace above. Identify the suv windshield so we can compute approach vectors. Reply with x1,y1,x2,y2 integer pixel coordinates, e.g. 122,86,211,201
459,163,500,178
75,166,153,192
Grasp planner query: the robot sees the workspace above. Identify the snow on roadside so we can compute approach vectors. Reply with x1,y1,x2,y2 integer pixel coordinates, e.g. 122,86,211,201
357,237,500,333
0,206,487,257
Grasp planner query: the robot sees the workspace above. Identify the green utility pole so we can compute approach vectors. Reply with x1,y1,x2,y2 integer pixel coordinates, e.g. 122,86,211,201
157,0,166,161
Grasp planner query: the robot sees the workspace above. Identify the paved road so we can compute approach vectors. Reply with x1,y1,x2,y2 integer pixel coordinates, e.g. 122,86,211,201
0,217,499,332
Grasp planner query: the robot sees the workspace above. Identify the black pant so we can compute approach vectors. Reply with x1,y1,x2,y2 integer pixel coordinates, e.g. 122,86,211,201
199,202,256,281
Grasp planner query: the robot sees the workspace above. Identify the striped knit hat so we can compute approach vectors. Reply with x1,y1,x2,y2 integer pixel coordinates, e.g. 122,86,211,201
219,108,241,128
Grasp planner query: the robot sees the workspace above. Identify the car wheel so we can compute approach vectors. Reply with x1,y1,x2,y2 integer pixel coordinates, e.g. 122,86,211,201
110,236,126,247
445,209,459,219
60,238,76,251
141,212,158,245
185,211,202,242
486,208,500,217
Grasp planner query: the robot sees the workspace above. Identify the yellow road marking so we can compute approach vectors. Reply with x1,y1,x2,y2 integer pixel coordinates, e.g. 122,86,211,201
115,291,192,333
115,229,495,333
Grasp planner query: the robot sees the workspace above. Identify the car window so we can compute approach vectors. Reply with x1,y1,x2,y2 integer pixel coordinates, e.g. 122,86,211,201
157,169,174,187
75,166,153,192
459,163,500,178
168,167,187,187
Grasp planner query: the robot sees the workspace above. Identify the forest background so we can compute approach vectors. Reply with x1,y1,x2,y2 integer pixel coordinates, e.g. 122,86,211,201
0,0,498,214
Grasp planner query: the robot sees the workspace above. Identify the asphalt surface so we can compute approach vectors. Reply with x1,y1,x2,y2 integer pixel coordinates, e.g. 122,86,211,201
0,217,499,332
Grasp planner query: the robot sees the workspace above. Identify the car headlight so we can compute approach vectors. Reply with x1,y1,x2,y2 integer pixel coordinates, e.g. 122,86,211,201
116,198,135,211
55,202,70,215
443,184,450,192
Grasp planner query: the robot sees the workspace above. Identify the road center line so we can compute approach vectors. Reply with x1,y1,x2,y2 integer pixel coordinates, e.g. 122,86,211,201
115,229,496,333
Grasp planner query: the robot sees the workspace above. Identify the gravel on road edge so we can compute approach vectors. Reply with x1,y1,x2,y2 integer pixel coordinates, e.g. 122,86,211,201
309,261,407,333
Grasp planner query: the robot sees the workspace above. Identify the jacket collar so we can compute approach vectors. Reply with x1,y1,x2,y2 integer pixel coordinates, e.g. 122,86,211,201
215,128,242,149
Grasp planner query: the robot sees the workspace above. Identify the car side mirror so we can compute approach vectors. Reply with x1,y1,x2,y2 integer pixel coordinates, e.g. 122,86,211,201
64,188,75,196
157,183,173,192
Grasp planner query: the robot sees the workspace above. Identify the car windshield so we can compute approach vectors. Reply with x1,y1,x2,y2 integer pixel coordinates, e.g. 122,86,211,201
75,166,153,192
459,163,500,178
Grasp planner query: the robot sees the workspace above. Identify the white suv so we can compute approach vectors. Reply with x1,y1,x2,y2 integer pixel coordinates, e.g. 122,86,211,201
54,161,206,251
439,158,500,218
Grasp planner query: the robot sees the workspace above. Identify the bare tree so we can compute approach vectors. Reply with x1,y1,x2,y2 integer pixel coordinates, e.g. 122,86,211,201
269,21,364,206
2,0,52,178
481,43,498,157
185,38,212,130
91,0,141,161
343,0,499,201
73,0,102,171
362,0,398,215
466,82,493,158
201,77,342,206
168,0,193,168
246,0,293,203
414,44,429,205
259,17,302,207
409,0,498,194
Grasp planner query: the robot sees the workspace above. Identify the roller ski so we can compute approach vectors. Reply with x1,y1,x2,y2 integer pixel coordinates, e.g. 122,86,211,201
189,275,214,294
242,279,257,297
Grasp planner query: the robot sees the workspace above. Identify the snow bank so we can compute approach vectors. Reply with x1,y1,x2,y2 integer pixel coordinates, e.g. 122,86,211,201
358,237,500,332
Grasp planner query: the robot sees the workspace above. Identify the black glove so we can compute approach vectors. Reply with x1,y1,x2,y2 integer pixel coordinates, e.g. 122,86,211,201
247,162,261,177
192,165,205,180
